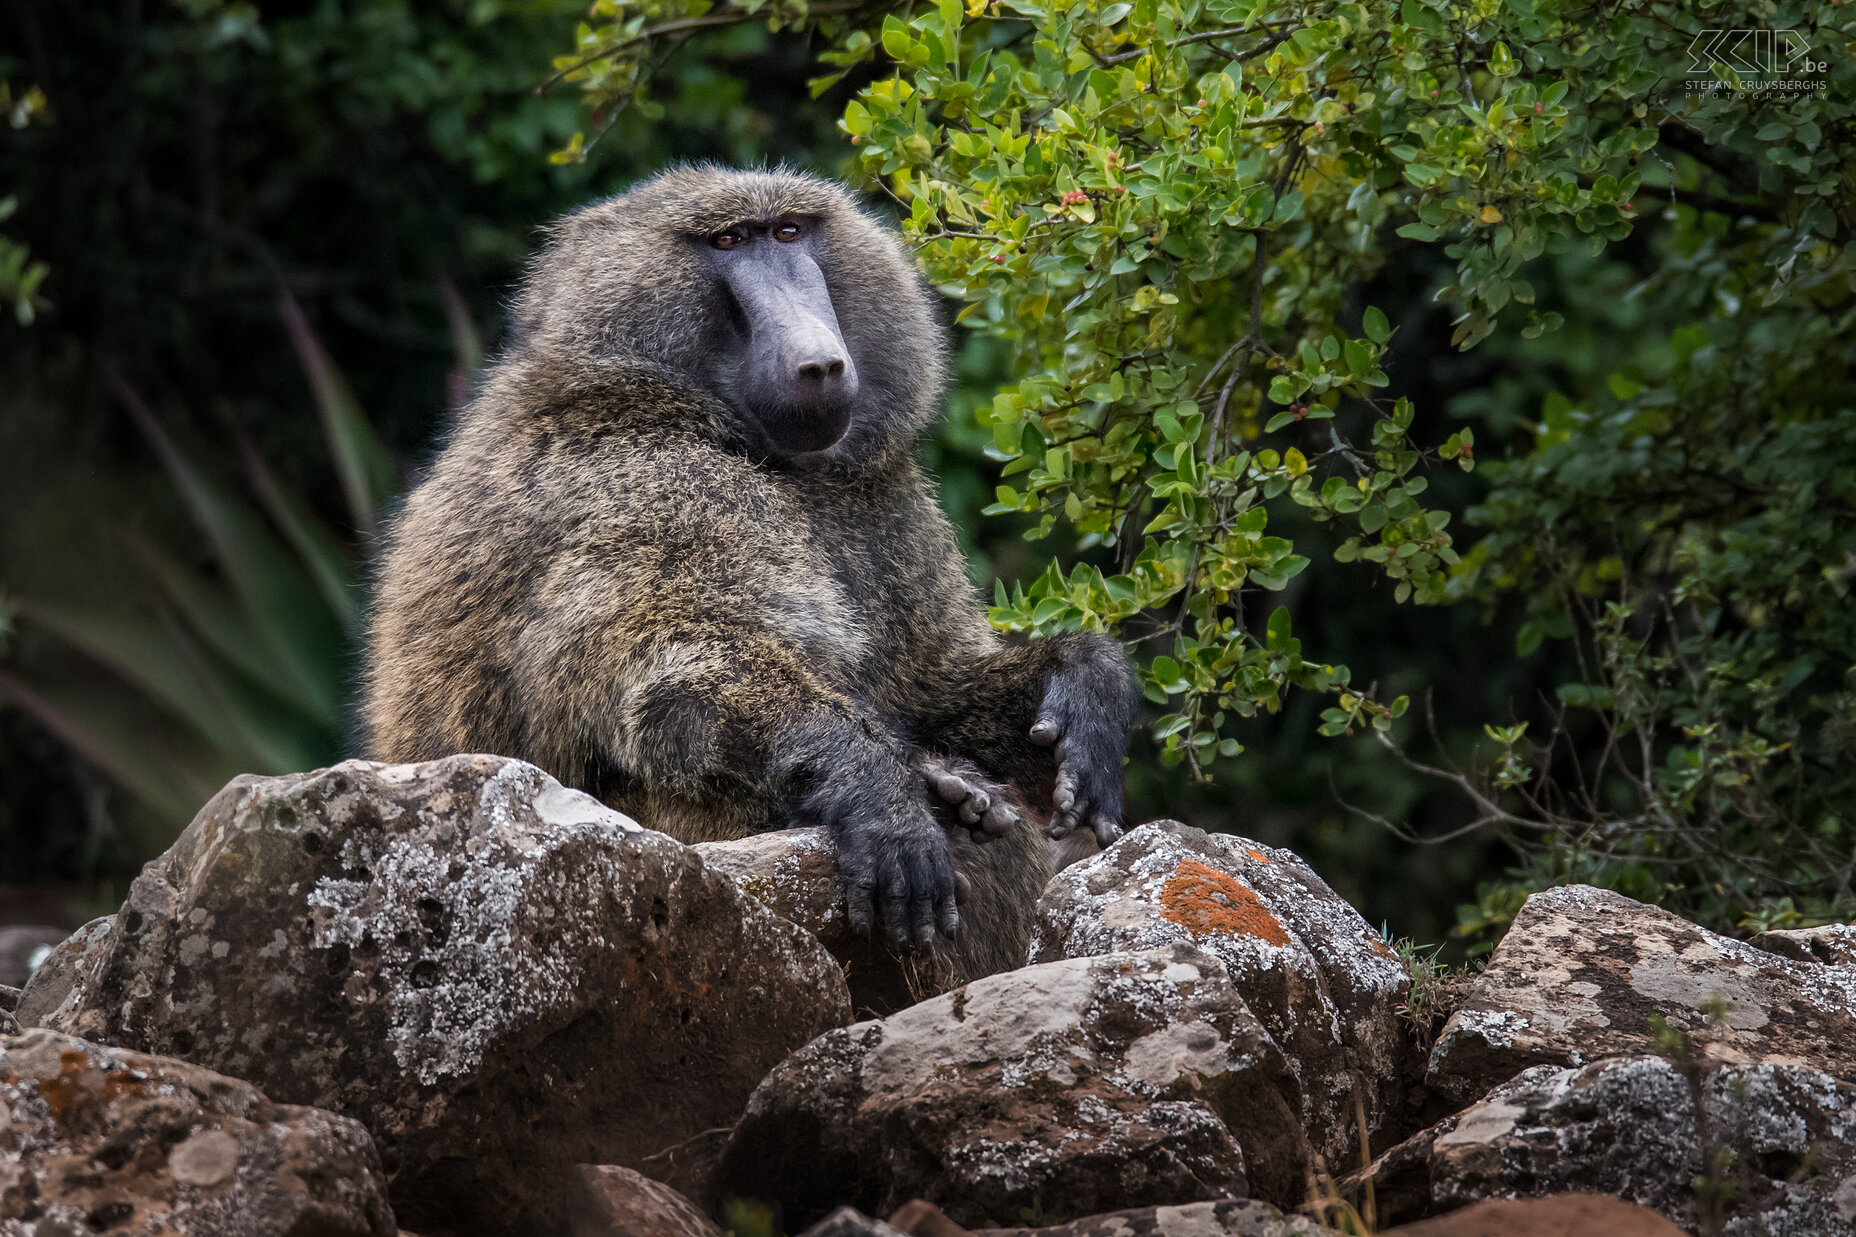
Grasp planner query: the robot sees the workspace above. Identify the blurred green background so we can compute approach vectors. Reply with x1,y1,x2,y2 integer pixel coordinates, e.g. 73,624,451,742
3,0,1842,947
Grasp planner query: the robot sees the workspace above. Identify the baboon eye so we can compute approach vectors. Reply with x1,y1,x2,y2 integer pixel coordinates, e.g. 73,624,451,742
711,229,746,251
774,221,804,243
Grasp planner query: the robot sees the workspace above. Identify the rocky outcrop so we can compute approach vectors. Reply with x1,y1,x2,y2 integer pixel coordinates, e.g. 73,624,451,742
568,1165,724,1237
28,756,853,1236
0,1027,394,1236
1426,885,1856,1104
981,1200,1319,1237
14,913,111,1029
1750,922,1856,968
716,943,1308,1228
1365,1055,1856,1234
1030,821,1412,1162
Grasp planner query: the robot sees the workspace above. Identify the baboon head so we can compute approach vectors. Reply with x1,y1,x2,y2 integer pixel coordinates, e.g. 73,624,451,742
510,165,947,464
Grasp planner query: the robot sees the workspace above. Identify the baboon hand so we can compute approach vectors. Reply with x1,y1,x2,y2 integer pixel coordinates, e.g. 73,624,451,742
1029,639,1139,848
912,751,1020,844
837,804,960,949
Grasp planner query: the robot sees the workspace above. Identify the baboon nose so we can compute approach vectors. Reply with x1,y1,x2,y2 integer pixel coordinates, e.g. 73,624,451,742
792,347,857,404
798,358,846,381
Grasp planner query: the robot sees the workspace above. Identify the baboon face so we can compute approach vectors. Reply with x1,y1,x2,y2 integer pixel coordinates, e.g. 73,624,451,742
512,166,946,464
700,214,859,455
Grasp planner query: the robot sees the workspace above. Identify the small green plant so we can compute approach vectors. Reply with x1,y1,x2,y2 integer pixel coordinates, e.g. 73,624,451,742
1393,936,1479,1039
1,79,52,326
721,1198,780,1237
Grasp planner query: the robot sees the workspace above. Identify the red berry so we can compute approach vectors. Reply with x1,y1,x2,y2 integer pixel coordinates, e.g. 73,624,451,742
992,254,1006,263
1534,101,1543,114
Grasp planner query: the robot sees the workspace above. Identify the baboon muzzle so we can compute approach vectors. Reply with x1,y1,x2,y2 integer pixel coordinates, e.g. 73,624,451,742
721,243,860,454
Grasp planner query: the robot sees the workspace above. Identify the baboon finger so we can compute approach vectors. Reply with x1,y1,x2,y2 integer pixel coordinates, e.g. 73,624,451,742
931,770,969,803
958,792,987,824
1053,768,1079,813
881,883,911,948
981,802,1017,836
936,892,960,938
1091,815,1125,847
955,869,973,903
1029,716,1061,745
909,892,937,947
846,876,878,939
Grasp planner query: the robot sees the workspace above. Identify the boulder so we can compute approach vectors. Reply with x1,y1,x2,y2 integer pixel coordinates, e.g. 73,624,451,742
1426,885,1856,1104
1030,821,1412,1162
1372,1056,1856,1235
797,1209,914,1237
1378,1195,1685,1236
715,943,1308,1229
1750,922,1856,968
979,1200,1319,1237
14,913,112,1029
0,924,70,987
569,1165,724,1237
0,1027,394,1235
32,756,853,1236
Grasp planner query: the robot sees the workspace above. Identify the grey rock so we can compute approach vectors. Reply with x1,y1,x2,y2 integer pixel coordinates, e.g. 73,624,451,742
1414,1055,1856,1236
1030,821,1413,1163
982,1200,1320,1237
569,1165,724,1237
0,984,20,1013
0,924,69,988
1750,923,1856,968
1427,884,1856,1104
0,1027,394,1236
715,943,1308,1229
14,914,112,1030
34,756,853,1237
796,1209,914,1237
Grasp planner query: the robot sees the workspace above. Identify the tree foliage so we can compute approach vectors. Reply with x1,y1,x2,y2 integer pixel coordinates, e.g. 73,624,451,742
558,0,1853,929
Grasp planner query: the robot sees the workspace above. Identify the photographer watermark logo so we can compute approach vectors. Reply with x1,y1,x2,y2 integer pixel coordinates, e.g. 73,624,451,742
1686,28,1828,97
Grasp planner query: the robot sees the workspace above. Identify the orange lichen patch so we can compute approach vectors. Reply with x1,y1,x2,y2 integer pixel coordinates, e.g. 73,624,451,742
1160,860,1290,945
1367,932,1400,960
1244,848,1270,864
36,1049,153,1123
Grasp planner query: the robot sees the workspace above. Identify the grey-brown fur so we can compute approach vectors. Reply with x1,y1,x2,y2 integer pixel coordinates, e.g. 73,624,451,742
361,165,1136,968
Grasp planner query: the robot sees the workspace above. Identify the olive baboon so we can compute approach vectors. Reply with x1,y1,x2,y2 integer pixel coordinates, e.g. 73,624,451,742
361,165,1137,960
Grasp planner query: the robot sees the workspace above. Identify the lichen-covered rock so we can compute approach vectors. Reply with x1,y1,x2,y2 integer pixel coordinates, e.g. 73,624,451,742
1750,922,1856,968
715,944,1308,1229
696,819,1061,1017
32,756,853,1236
1029,821,1412,1163
1427,885,1856,1104
1411,1056,1856,1236
796,1208,915,1237
0,1027,394,1236
695,827,945,1016
14,914,112,1030
569,1165,724,1237
980,1200,1320,1237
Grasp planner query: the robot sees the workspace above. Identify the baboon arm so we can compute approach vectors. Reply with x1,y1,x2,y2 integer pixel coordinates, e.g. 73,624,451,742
526,631,961,947
913,631,1139,846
